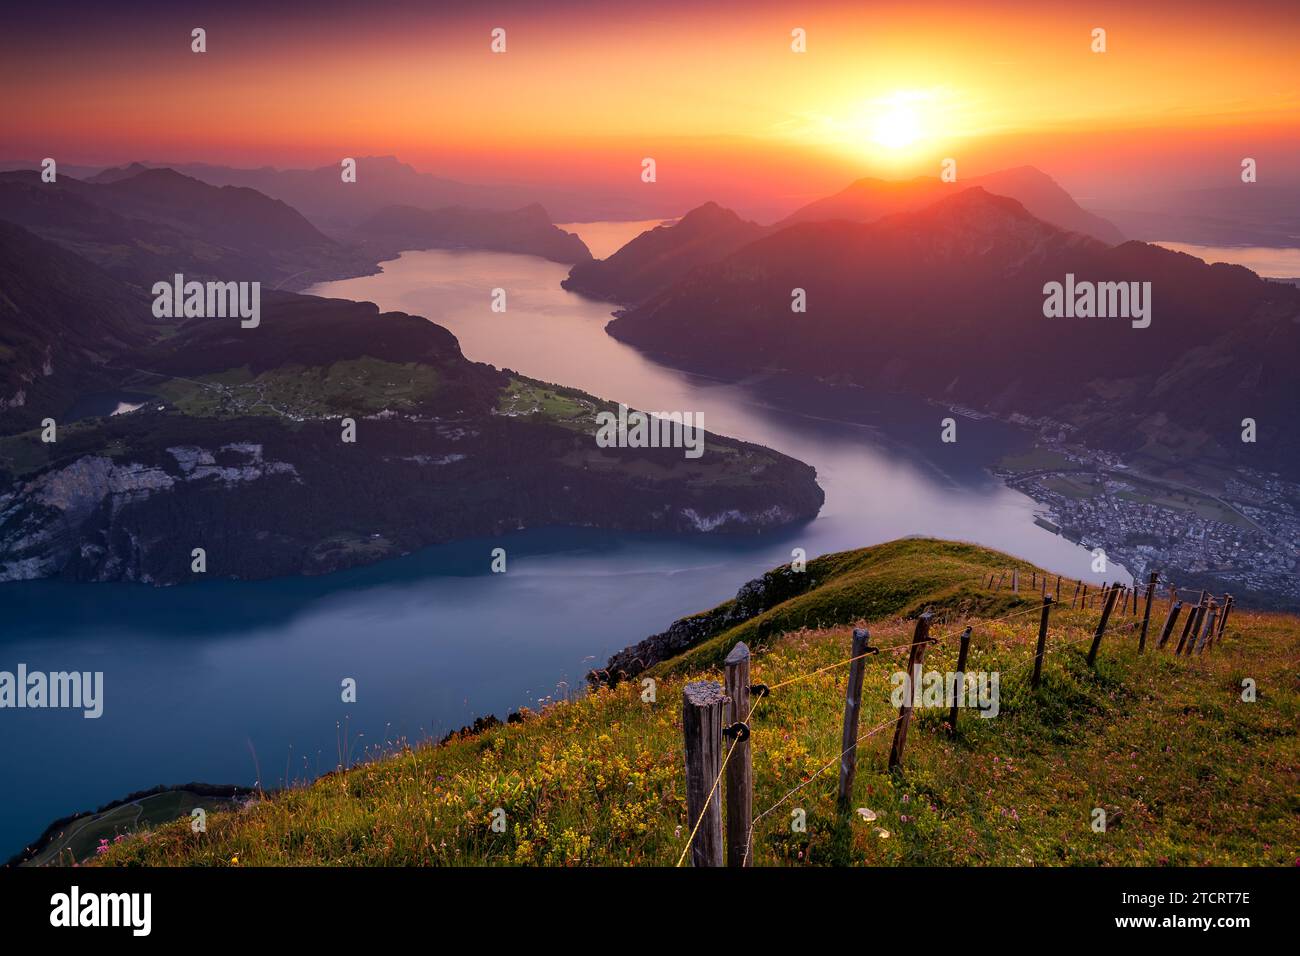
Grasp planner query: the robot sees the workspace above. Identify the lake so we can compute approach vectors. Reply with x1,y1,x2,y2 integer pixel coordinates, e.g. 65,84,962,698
1152,242,1300,279
0,221,1125,858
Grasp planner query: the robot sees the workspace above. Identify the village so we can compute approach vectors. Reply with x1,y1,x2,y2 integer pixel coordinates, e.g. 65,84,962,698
995,433,1300,609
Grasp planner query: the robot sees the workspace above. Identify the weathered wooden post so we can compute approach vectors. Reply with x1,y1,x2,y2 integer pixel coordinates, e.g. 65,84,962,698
996,571,1005,591
1080,583,1087,608
1086,585,1121,666
836,628,873,811
1031,570,1037,590
1138,572,1158,652
1071,580,1080,608
889,612,933,770
1032,595,1053,688
948,626,973,735
724,643,752,866
1156,601,1183,650
1194,601,1218,654
1012,569,1019,593
682,680,725,867
1182,591,1209,656
1056,575,1062,600
1218,595,1234,639
1174,596,1202,655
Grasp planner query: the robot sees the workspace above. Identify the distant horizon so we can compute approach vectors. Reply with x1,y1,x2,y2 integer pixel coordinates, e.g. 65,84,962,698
4,0,1298,219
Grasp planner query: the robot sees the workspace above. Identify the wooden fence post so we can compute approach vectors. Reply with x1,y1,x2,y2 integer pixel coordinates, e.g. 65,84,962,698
948,626,973,735
724,643,752,867
889,612,933,771
1071,580,1080,608
1056,575,1061,601
1175,596,1202,655
1194,601,1218,655
1218,595,1234,638
1156,601,1183,650
996,571,1005,591
1031,570,1036,590
1012,569,1019,593
682,680,725,867
1087,585,1121,666
1080,583,1087,608
1032,595,1053,688
1138,572,1158,652
837,628,873,811
1182,592,1209,656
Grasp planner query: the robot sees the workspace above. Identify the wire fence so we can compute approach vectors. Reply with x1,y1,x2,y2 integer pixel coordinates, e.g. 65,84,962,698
675,570,1234,866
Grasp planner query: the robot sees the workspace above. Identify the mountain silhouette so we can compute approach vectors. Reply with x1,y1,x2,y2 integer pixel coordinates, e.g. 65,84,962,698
779,166,1125,245
608,187,1300,472
562,201,768,305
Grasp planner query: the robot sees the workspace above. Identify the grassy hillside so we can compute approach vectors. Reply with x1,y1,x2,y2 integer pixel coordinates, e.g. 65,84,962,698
95,538,1298,866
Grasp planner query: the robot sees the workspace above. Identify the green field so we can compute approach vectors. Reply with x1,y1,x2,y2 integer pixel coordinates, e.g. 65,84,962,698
998,447,1075,472
144,357,442,420
26,789,242,866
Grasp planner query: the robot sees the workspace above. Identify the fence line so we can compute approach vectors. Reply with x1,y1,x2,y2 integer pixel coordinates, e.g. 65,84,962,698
675,567,1237,866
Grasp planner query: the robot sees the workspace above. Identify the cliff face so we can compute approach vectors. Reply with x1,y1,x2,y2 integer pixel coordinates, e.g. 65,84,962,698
592,562,814,683
0,411,824,585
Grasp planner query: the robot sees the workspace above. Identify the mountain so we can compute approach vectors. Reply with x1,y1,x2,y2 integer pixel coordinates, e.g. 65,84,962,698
0,220,150,431
779,165,1126,245
607,188,1300,474
562,202,768,305
89,167,338,252
0,168,374,290
355,203,591,264
87,538,1300,866
0,237,822,584
150,156,661,227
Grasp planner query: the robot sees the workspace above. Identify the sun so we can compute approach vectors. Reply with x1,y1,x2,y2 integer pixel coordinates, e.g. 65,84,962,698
871,103,923,150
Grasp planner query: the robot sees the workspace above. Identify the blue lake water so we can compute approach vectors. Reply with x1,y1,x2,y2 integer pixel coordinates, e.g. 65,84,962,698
0,221,1127,858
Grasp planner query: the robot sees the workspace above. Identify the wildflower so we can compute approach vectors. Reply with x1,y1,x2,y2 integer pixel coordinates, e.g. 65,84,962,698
855,807,877,822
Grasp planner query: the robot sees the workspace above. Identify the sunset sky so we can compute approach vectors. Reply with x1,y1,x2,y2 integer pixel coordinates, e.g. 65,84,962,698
4,0,1299,215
